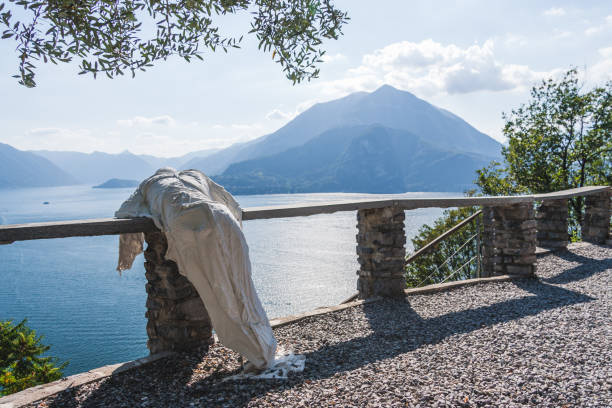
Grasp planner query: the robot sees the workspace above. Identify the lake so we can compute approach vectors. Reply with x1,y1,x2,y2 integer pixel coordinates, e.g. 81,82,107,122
0,185,454,375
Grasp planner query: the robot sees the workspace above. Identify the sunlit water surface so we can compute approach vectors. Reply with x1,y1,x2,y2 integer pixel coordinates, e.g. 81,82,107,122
0,186,455,375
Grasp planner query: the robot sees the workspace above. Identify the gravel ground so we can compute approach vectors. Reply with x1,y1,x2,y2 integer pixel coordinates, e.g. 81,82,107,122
30,243,611,407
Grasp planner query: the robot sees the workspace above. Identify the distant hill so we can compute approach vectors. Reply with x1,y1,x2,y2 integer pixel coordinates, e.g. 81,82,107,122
32,150,156,184
0,143,77,188
214,125,493,194
93,178,140,189
31,149,221,185
189,85,502,175
139,148,220,169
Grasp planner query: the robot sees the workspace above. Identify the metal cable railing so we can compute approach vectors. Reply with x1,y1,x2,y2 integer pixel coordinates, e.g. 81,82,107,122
342,209,483,303
414,233,479,287
406,210,483,288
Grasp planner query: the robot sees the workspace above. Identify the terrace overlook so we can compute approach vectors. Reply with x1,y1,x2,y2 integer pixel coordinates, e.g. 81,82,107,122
0,186,610,407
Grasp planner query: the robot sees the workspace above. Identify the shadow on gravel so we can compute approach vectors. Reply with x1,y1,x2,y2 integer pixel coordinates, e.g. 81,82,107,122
45,347,210,408
541,245,612,285
211,279,594,407
50,276,599,407
213,280,592,406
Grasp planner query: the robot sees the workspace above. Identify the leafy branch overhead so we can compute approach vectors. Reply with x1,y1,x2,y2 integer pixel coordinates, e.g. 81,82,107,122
0,0,348,87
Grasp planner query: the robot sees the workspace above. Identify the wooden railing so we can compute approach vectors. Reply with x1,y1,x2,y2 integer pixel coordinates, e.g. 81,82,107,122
1,185,609,355
1,186,608,244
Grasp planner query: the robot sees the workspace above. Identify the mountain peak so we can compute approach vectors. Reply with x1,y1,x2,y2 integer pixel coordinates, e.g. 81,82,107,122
371,84,415,98
374,84,398,92
186,84,502,175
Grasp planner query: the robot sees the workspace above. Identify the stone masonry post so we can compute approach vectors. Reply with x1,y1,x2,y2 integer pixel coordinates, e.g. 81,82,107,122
481,206,495,278
356,206,406,298
582,191,611,244
481,202,537,277
536,199,568,250
143,231,213,354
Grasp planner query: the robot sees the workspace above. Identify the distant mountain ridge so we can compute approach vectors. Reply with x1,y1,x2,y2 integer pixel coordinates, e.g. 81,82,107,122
188,85,501,175
214,125,492,194
32,150,156,184
139,148,220,170
0,143,77,188
93,178,140,189
31,148,219,184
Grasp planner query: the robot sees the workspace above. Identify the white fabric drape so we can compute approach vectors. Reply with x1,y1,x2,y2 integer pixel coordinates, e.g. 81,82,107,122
115,168,276,369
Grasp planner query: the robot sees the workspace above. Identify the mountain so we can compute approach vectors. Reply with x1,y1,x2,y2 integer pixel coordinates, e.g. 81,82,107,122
32,150,156,184
0,143,77,188
31,149,221,185
189,85,502,175
93,178,140,189
213,125,492,194
139,148,221,169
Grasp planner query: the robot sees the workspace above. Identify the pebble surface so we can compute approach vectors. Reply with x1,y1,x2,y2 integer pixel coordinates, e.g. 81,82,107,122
29,243,611,407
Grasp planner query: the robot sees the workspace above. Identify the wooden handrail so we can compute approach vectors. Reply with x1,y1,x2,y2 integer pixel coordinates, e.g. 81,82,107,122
0,217,158,243
0,186,609,243
241,185,610,220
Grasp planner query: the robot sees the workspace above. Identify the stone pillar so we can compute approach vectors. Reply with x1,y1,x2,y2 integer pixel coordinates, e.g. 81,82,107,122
536,199,568,250
582,191,611,244
356,206,406,298
481,206,496,278
144,231,213,354
481,202,537,277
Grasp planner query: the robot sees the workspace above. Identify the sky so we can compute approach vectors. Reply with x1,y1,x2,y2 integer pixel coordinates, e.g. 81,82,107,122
1,0,611,158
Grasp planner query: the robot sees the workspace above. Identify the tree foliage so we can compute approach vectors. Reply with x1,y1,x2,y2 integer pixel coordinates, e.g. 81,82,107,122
495,68,611,193
0,0,349,87
0,319,67,396
476,68,611,233
406,206,481,288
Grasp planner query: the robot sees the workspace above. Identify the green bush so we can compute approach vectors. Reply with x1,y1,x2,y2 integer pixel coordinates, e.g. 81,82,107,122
0,319,67,396
406,206,481,288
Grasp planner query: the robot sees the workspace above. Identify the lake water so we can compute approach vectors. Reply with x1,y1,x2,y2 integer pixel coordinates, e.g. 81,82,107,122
0,186,454,375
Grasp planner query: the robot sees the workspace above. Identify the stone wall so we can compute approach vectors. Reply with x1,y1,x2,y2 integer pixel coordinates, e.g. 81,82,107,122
582,192,611,244
143,231,213,354
536,199,568,249
481,202,536,277
356,206,406,298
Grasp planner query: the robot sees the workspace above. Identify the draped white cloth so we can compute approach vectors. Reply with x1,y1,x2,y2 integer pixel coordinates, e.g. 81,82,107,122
115,168,276,369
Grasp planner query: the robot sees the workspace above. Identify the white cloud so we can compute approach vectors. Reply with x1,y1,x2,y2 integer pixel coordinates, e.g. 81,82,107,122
265,108,293,121
265,100,319,122
585,26,602,36
504,34,528,47
318,39,554,98
116,115,176,127
543,8,566,17
321,53,347,63
553,30,573,39
585,15,612,36
589,47,612,83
